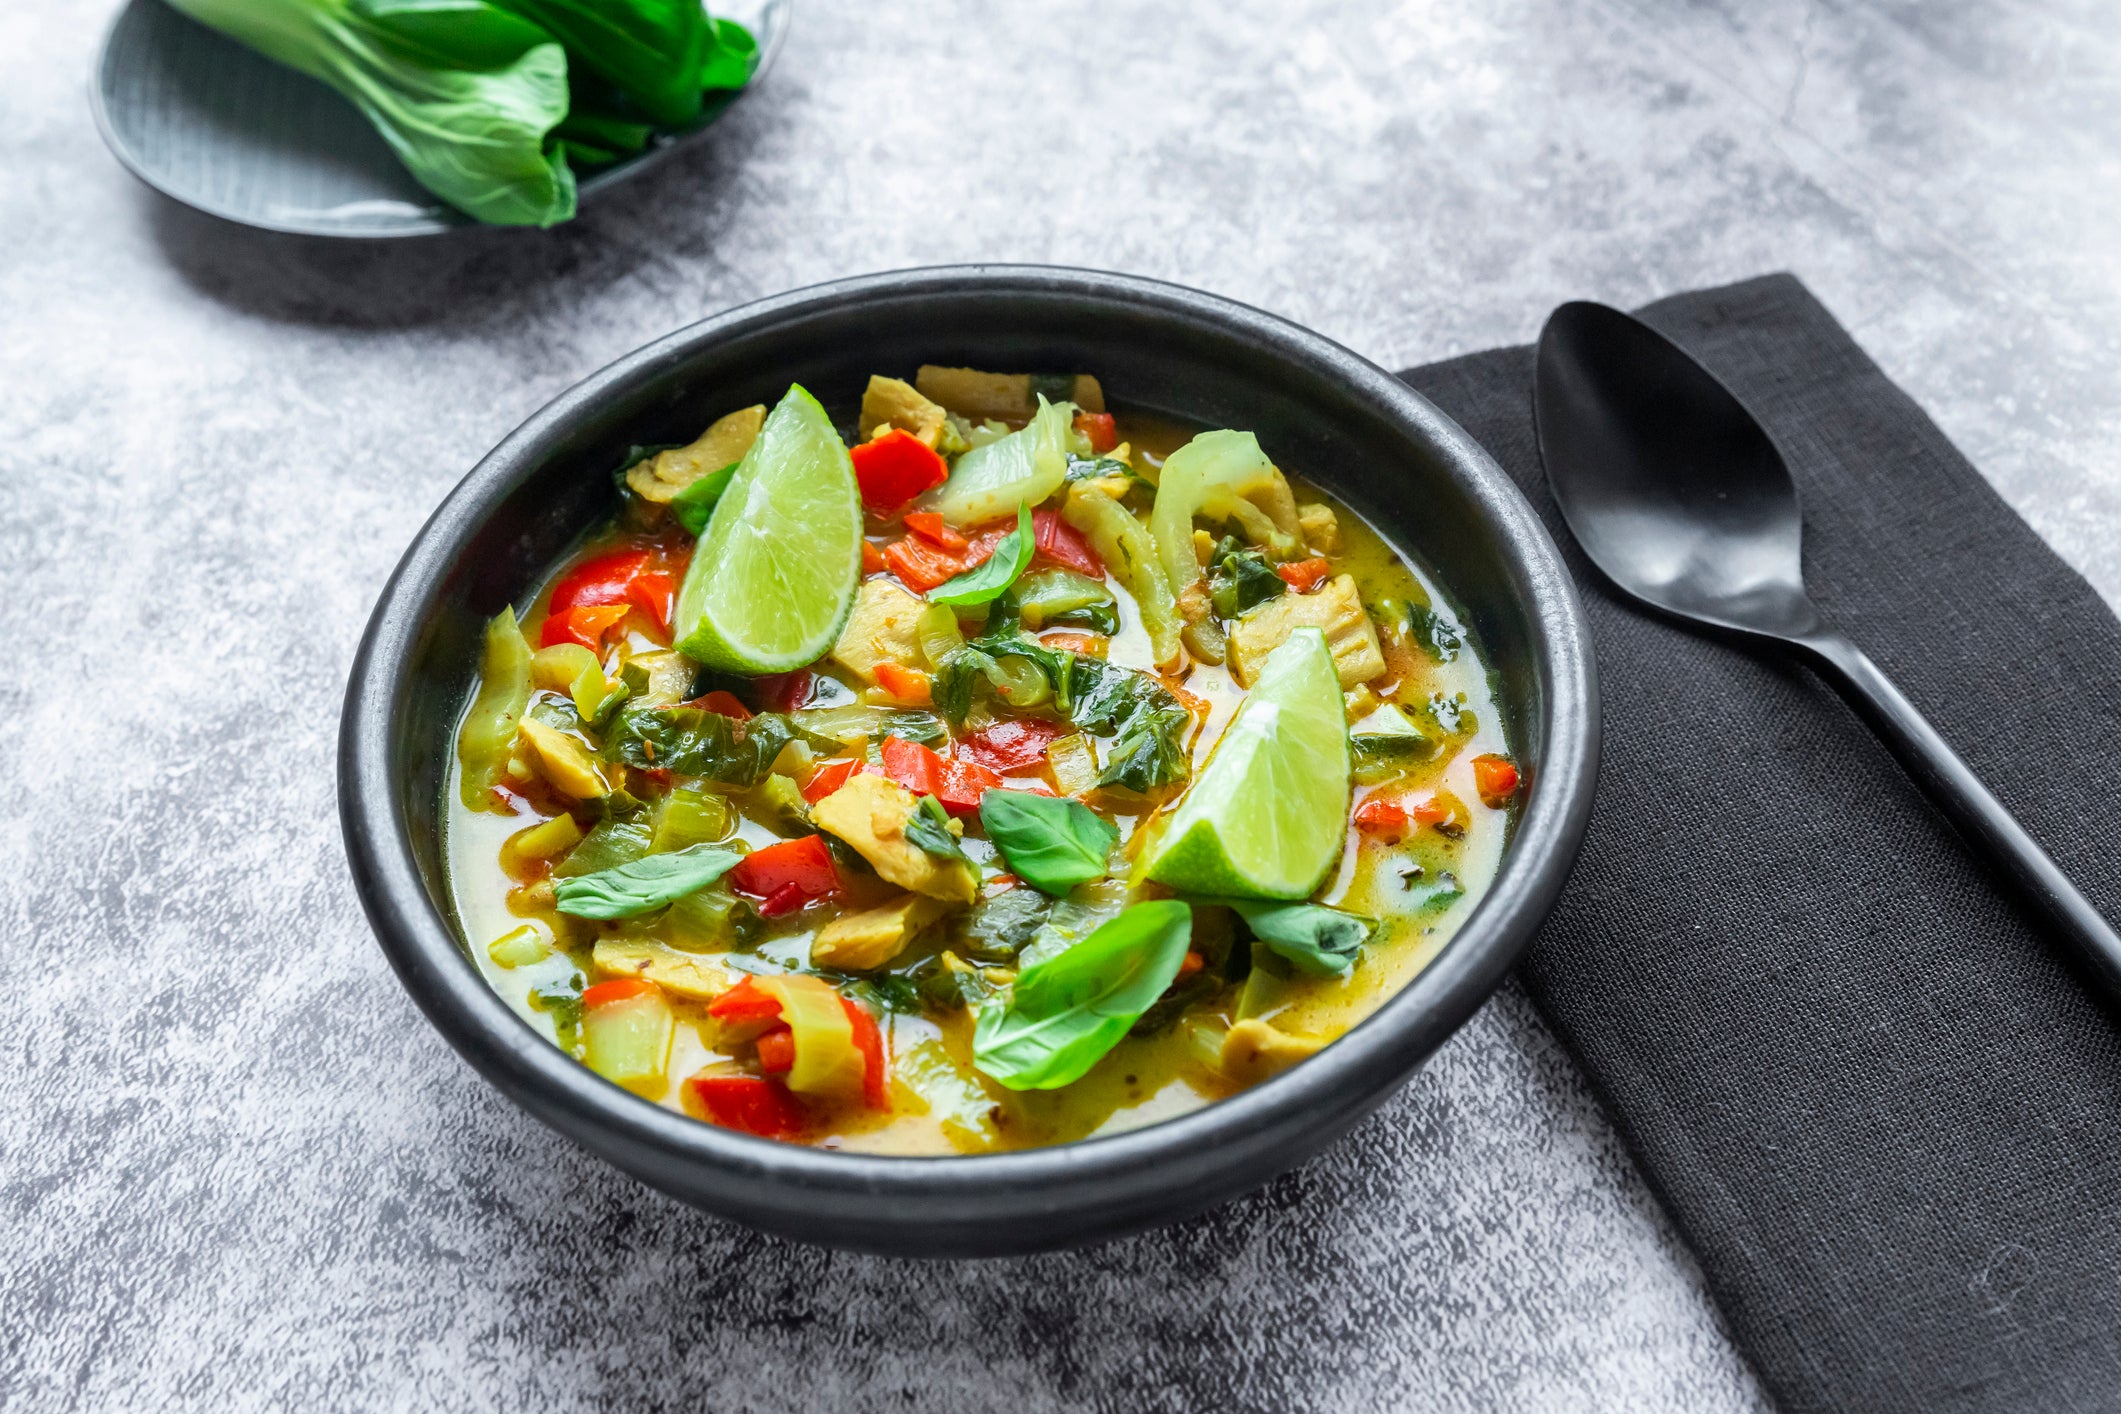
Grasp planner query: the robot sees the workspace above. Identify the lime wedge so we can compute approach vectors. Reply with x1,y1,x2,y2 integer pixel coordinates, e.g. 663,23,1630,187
672,385,863,673
1142,627,1350,899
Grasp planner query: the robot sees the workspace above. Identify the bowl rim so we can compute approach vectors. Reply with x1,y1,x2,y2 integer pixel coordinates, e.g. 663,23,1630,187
338,263,1598,1215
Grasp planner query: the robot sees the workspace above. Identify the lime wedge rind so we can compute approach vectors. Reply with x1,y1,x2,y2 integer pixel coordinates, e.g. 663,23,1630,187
1142,627,1350,899
673,384,863,674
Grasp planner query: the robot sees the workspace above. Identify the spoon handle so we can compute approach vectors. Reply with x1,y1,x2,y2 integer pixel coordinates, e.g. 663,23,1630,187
1798,629,2121,996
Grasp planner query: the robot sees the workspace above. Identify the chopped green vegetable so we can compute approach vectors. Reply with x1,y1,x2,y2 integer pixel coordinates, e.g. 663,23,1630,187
829,972,925,1016
904,795,967,863
456,609,532,809
1098,705,1191,793
667,461,738,535
604,706,793,786
928,504,1035,607
921,397,1072,526
1228,900,1376,977
1207,543,1286,618
972,900,1193,1090
1062,484,1182,667
552,818,653,877
650,787,731,852
953,888,1051,963
553,845,742,919
978,792,1118,896
167,0,578,226
790,704,947,748
1148,430,1289,598
1008,568,1119,634
487,924,549,968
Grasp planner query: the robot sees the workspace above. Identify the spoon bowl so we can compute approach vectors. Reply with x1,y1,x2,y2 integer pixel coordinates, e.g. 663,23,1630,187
1534,299,2121,1000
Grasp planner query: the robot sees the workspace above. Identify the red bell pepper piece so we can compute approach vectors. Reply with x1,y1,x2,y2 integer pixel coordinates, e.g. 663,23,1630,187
842,999,889,1108
902,511,968,552
1032,510,1104,577
1073,411,1118,454
626,571,675,636
939,757,1011,814
549,549,653,617
541,602,631,650
851,430,949,514
753,669,815,713
801,757,864,803
582,977,657,1009
754,1024,795,1074
1275,558,1333,593
882,536,968,593
706,976,784,1024
727,835,840,907
1353,790,1452,836
961,717,1068,773
688,1074,809,1139
685,689,751,720
861,541,887,576
1472,754,1520,809
880,735,947,798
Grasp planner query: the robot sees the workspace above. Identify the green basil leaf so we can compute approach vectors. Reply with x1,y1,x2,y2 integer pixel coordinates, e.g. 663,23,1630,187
972,899,1193,1090
1228,900,1377,977
927,504,1035,607
552,845,742,919
668,460,739,535
979,791,1118,897
904,795,967,863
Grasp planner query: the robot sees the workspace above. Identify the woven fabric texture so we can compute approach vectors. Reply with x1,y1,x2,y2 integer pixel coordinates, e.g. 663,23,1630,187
1401,273,2121,1414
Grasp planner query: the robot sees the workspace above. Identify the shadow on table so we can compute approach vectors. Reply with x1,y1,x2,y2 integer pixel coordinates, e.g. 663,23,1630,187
139,108,771,334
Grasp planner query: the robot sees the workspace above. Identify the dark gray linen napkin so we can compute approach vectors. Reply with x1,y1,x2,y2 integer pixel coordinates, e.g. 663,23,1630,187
1398,274,2121,1413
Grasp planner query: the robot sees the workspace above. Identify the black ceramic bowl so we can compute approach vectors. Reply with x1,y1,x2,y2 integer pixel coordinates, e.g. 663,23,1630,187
339,266,1598,1257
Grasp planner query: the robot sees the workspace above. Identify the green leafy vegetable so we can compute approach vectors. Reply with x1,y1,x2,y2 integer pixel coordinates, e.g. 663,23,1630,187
1396,867,1464,912
1008,568,1119,635
529,974,585,1049
552,845,742,919
604,706,793,786
456,609,532,809
1228,900,1377,977
972,900,1193,1090
953,887,1052,963
829,972,924,1016
928,504,1035,607
1349,732,1444,786
167,0,578,226
904,795,967,863
978,792,1119,896
667,460,739,535
1206,542,1286,618
1098,704,1191,793
552,818,652,877
485,0,736,128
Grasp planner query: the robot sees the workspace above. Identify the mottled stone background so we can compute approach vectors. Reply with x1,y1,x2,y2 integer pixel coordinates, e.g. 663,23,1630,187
4,0,2116,1408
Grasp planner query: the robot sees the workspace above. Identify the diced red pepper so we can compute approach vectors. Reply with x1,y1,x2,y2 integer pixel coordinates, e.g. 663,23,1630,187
1074,411,1118,454
861,541,887,576
851,430,949,514
549,549,653,617
688,1074,809,1139
801,757,864,803
938,757,1006,814
1178,950,1204,978
625,570,675,636
754,1024,795,1074
754,669,815,713
902,511,968,552
706,976,784,1024
882,536,969,593
727,835,840,908
685,689,751,720
1275,558,1333,593
582,977,657,1009
880,735,947,798
1472,754,1520,809
1032,510,1104,577
961,717,1068,773
1353,790,1452,836
842,998,889,1109
541,602,631,650
872,662,934,705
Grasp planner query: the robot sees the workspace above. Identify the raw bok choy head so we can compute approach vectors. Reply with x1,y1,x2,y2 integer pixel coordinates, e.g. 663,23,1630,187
165,0,578,226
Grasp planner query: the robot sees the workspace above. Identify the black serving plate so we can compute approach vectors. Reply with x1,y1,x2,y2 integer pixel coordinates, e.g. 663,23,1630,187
337,266,1600,1255
91,0,786,238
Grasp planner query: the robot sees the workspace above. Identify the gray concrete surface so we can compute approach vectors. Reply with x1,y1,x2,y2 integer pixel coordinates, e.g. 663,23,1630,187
4,0,2116,1408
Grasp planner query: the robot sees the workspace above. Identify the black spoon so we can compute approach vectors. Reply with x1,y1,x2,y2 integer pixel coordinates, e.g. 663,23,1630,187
1534,299,2121,996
